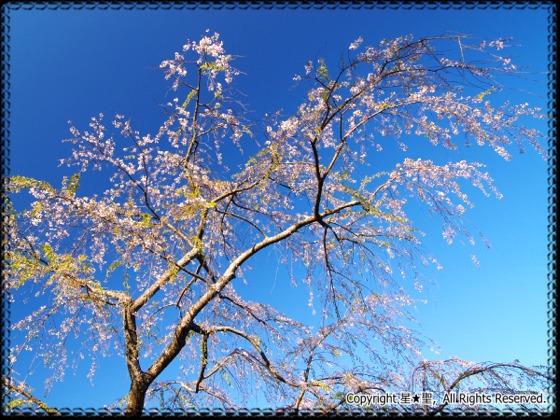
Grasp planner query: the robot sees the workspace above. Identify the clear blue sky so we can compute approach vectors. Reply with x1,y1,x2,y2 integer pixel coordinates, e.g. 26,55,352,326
6,4,552,410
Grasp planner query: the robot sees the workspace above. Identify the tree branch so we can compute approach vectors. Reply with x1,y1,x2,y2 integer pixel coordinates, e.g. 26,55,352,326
3,377,60,416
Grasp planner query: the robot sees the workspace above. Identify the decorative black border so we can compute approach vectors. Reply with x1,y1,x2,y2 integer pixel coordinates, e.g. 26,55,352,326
546,0,558,415
0,0,556,9
0,0,556,416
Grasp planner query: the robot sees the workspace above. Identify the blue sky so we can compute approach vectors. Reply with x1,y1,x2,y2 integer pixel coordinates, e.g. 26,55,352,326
6,4,552,410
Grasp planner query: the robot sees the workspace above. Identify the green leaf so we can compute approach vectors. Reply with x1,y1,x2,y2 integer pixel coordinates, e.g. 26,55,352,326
221,369,232,388
6,398,27,409
9,176,56,194
67,173,80,195
141,213,153,228
6,250,43,289
317,58,330,81
182,89,197,109
41,243,55,262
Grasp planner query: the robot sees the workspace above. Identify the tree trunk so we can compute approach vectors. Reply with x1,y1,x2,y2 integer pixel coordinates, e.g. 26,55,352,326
122,302,154,416
124,374,152,416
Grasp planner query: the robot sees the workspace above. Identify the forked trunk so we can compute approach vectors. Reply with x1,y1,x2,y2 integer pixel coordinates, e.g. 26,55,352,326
124,376,151,417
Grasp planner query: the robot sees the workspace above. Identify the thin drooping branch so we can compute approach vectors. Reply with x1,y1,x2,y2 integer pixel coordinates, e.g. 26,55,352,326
3,378,60,416
426,362,552,414
131,247,200,312
208,325,297,386
294,330,333,413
